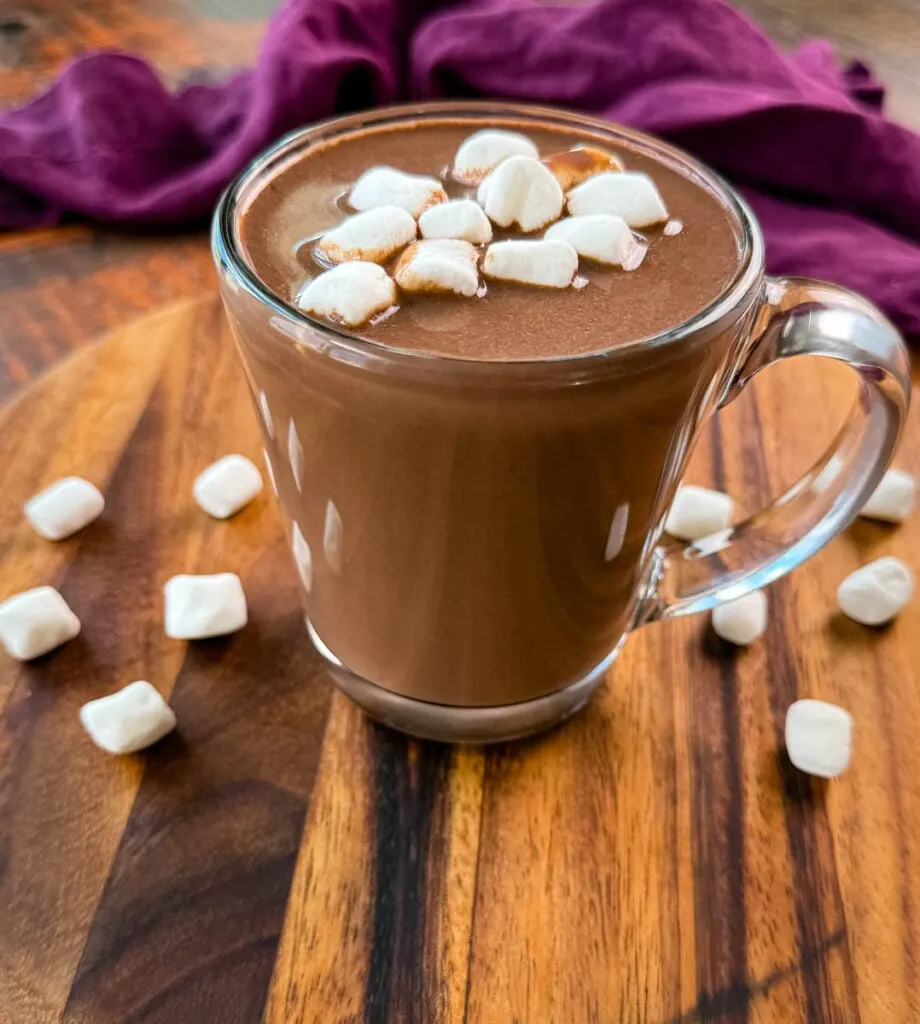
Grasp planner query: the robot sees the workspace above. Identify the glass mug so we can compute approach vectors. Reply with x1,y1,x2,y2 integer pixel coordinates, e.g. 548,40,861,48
213,103,909,743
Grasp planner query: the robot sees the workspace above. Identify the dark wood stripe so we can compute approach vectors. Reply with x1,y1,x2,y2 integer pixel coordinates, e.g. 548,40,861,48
740,391,860,1023
689,413,750,1023
666,928,846,1024
364,730,451,1024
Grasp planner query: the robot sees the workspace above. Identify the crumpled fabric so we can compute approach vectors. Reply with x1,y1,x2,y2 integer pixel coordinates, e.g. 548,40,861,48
1,0,918,336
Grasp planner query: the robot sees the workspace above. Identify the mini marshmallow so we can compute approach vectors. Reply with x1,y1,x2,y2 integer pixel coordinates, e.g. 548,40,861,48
296,262,396,327
665,485,734,541
24,476,104,541
837,556,913,626
477,156,564,233
349,166,447,218
785,699,853,778
164,573,248,639
80,680,177,755
0,586,80,661
193,454,263,519
712,590,768,646
316,205,417,264
482,239,577,289
544,146,624,191
544,214,634,265
453,130,540,184
567,171,668,227
418,199,493,244
859,468,916,523
394,240,480,297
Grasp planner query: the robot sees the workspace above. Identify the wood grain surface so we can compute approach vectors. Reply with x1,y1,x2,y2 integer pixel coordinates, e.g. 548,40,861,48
0,294,917,1024
1,1,919,1022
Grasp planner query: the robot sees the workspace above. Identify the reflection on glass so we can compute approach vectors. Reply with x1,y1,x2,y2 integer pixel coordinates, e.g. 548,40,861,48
258,389,275,439
292,521,313,592
287,418,304,491
605,503,629,562
263,449,278,497
324,499,344,575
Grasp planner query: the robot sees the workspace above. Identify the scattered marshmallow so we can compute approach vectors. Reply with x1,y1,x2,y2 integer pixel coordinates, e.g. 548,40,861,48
543,146,624,191
349,166,446,218
482,239,577,289
193,455,263,519
316,206,417,264
80,680,177,755
164,573,248,639
418,199,493,244
0,586,81,661
665,485,733,542
24,477,104,541
394,240,480,297
453,130,540,184
477,156,564,233
544,214,634,265
859,468,916,523
785,699,853,778
292,522,313,592
837,556,913,626
567,171,668,227
296,262,396,327
712,590,768,646
691,526,734,557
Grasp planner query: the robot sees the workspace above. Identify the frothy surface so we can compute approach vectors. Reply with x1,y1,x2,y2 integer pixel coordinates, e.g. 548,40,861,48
239,119,740,360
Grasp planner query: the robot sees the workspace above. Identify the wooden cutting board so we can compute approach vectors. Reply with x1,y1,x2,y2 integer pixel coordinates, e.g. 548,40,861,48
0,296,917,1024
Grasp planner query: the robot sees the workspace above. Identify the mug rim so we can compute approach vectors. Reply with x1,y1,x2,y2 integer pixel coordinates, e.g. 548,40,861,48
212,100,765,375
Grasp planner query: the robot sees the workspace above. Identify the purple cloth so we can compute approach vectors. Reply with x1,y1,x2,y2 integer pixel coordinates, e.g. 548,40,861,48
2,0,919,337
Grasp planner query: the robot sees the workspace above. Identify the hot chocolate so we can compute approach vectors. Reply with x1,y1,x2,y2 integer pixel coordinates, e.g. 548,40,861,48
218,107,751,725
240,118,739,360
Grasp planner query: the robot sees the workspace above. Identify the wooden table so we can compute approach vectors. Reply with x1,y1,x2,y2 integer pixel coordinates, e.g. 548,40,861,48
1,3,918,1022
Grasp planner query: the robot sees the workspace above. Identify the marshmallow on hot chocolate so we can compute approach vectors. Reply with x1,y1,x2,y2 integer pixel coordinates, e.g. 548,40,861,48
0,586,81,661
80,680,177,755
453,129,540,185
418,199,493,244
544,146,624,191
25,476,105,541
394,240,480,297
296,262,396,327
349,166,447,218
316,206,417,264
567,171,669,227
482,239,578,289
544,214,634,266
477,156,564,233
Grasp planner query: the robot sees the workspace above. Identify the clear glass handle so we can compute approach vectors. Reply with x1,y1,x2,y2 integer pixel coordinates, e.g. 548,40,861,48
639,277,911,622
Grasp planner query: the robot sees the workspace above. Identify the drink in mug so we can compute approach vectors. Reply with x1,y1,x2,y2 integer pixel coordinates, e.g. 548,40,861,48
213,103,909,742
